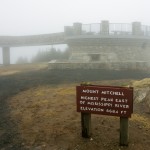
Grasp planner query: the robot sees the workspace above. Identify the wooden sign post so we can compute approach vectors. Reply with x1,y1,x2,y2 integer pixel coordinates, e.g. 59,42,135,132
120,117,128,146
76,84,133,146
81,112,91,138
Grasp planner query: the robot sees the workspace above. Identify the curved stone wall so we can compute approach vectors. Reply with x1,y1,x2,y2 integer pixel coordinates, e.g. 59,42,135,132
68,45,150,63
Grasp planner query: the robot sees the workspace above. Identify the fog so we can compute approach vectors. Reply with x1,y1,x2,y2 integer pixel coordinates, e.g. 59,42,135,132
0,0,150,64
0,45,67,64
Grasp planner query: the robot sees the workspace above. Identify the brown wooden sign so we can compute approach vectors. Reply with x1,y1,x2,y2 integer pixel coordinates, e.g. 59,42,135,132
76,85,133,117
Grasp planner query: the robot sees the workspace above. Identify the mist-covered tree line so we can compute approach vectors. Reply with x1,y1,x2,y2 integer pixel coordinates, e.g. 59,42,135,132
16,47,70,64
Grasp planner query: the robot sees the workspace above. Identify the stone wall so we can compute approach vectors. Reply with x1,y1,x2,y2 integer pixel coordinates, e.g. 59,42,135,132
48,62,150,70
69,45,150,63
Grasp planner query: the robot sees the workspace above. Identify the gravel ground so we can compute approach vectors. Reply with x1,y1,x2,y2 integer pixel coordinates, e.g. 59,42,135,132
0,65,150,150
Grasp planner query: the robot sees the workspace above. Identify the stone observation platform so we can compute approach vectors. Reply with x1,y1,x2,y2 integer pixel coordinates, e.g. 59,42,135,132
1,20,150,70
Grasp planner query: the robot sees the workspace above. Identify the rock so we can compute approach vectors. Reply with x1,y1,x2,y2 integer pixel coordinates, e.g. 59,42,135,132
134,87,149,103
138,126,142,129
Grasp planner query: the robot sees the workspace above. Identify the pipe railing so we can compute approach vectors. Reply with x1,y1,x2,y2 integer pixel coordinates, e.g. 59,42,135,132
65,23,150,36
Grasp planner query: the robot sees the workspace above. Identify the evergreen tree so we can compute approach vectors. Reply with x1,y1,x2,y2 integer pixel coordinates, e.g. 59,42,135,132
31,47,70,63
16,57,28,64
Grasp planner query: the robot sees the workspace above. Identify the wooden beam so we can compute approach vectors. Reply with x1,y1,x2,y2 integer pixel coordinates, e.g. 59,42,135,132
81,113,91,138
120,117,129,146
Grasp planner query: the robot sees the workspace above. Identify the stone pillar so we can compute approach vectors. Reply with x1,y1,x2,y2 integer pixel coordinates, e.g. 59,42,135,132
2,47,10,65
100,20,109,35
73,22,82,35
132,22,142,35
64,26,73,36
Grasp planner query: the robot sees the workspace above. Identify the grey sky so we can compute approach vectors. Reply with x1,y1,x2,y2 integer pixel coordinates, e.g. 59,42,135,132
0,0,150,63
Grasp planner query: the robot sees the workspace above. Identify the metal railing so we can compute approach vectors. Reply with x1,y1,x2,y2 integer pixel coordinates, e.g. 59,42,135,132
82,23,100,35
80,23,150,36
142,25,150,36
109,23,132,35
